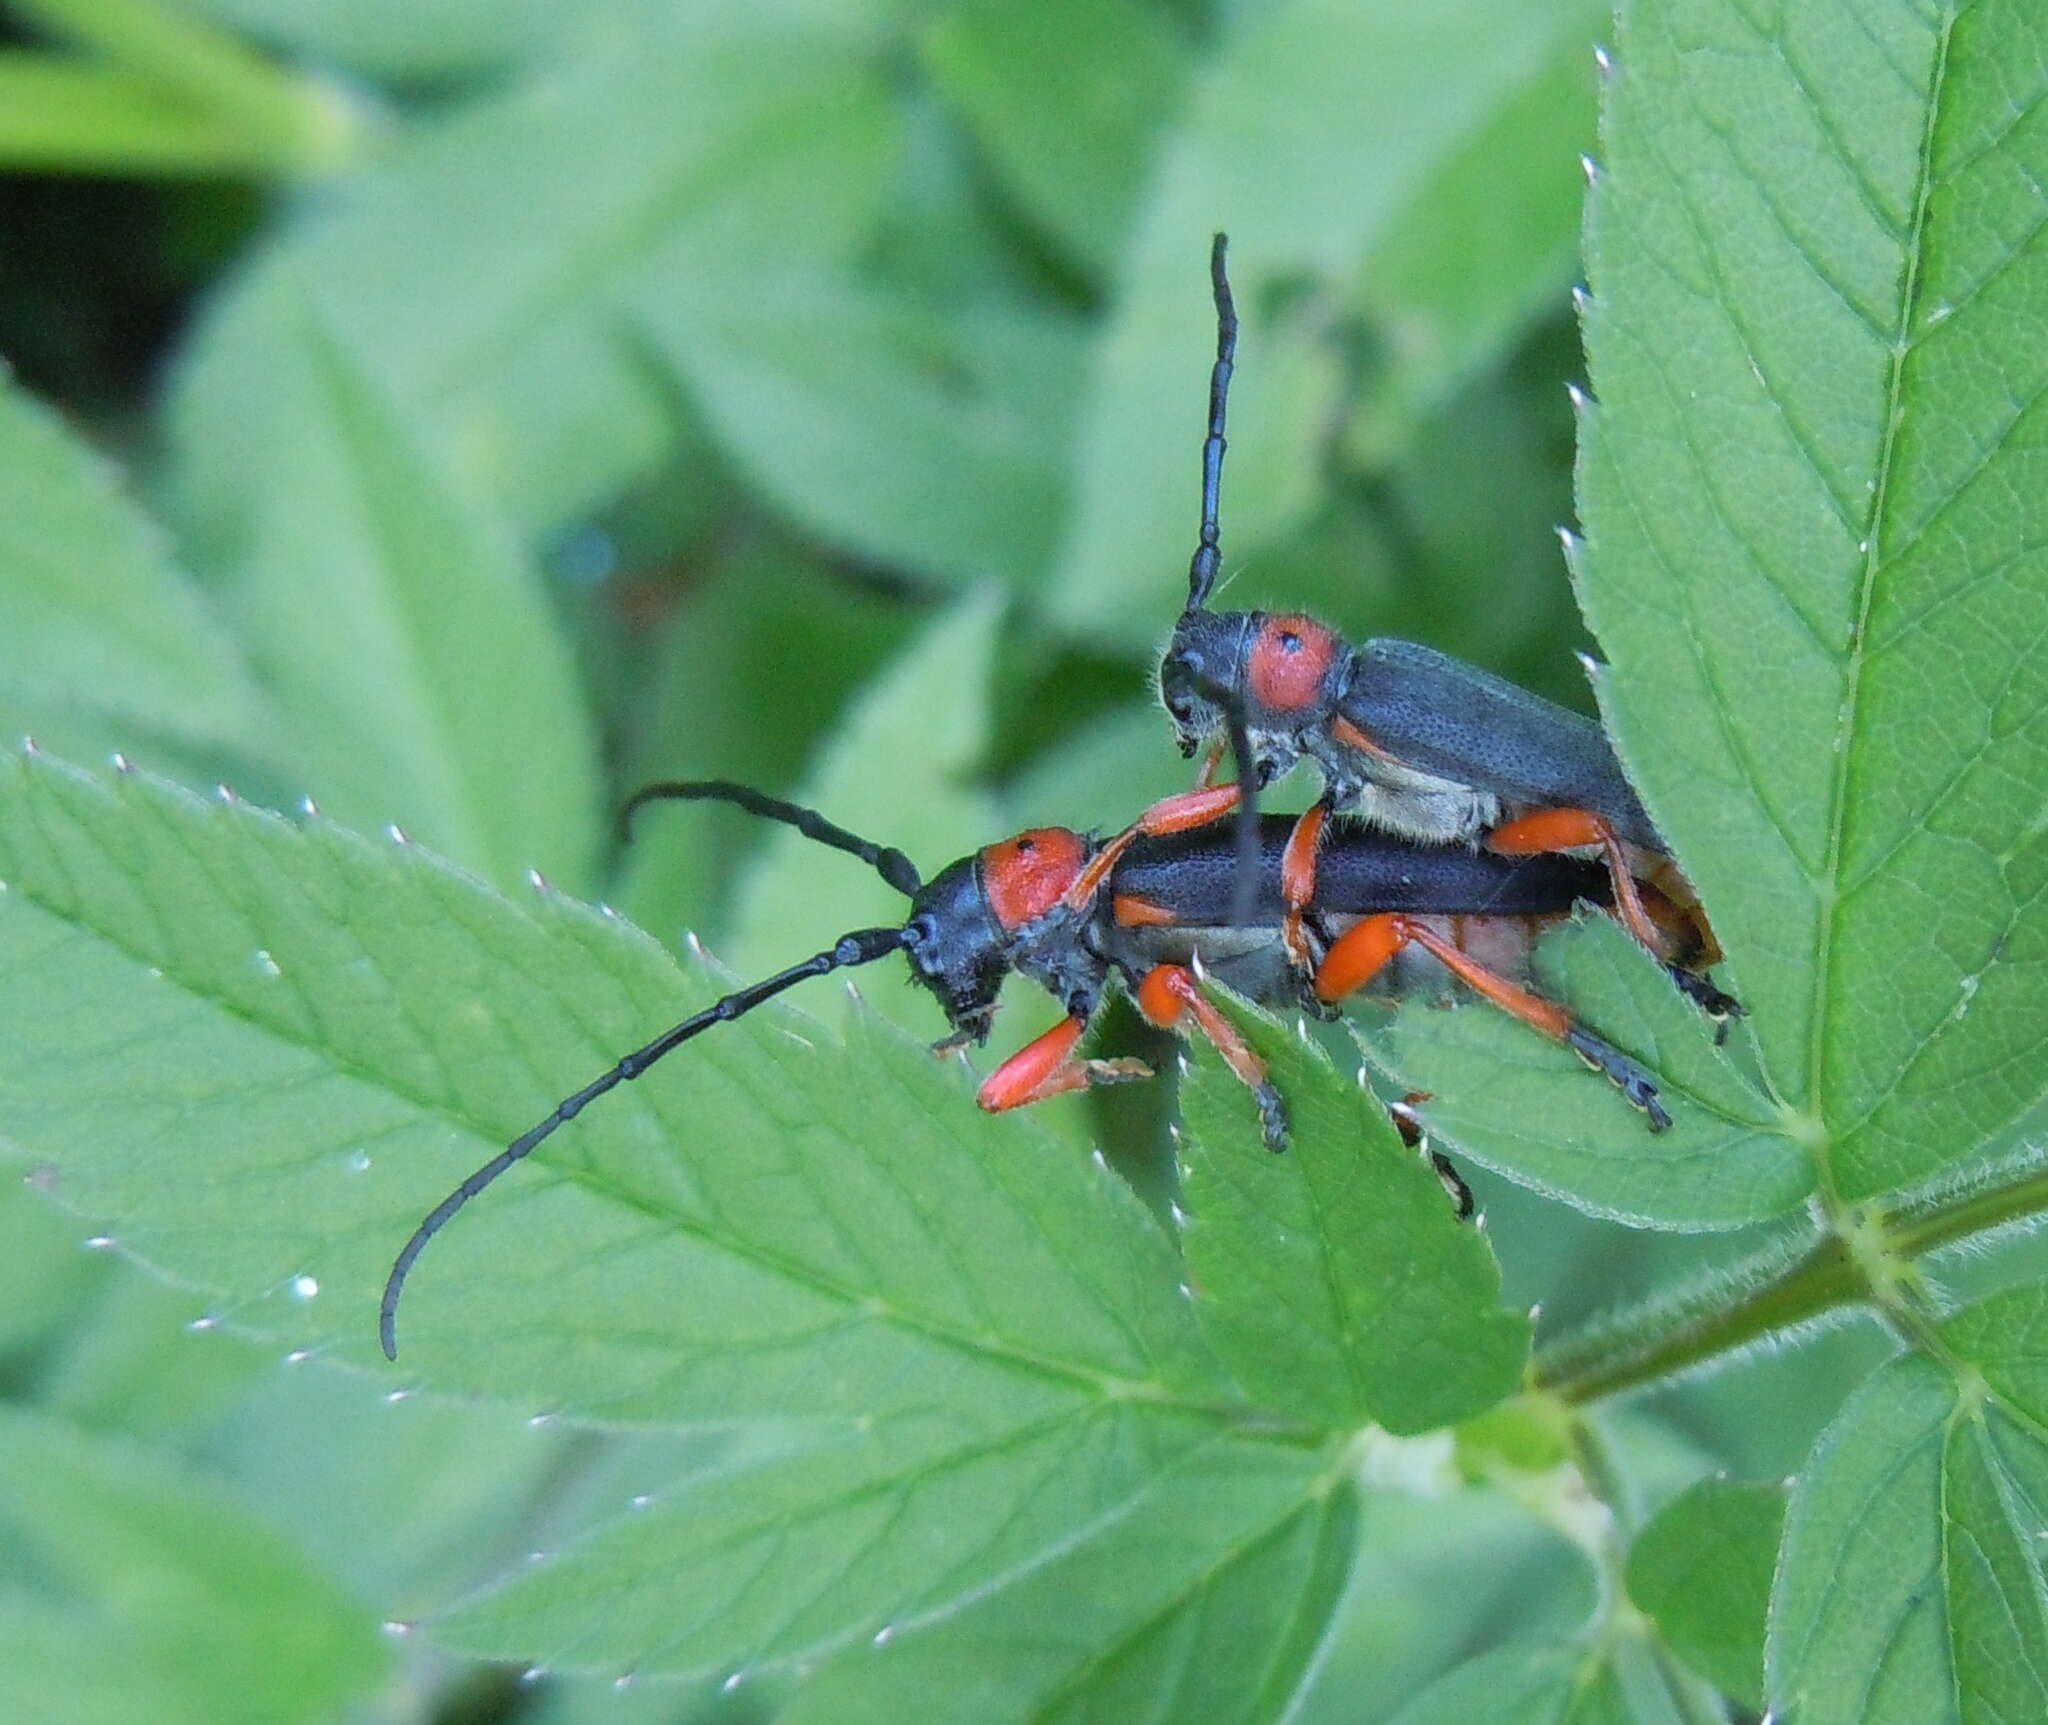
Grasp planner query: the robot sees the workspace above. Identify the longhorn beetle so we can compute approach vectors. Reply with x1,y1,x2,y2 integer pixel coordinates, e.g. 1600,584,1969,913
379,779,1696,1358
1153,235,1737,1021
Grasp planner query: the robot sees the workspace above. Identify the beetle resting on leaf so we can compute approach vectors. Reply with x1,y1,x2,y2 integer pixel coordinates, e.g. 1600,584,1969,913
377,780,1709,1358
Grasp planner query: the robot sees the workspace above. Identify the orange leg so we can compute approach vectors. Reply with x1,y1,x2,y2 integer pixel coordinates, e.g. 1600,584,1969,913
1194,736,1229,789
1316,913,1669,1131
976,1017,1150,1114
1278,802,1329,972
1063,784,1242,911
1136,964,1288,1149
1488,807,1741,1029
1487,807,1663,953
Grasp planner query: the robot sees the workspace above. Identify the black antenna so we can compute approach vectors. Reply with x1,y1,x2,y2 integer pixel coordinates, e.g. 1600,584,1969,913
379,924,915,1359
1183,235,1259,922
1186,231,1236,613
1225,710,1262,929
620,779,922,895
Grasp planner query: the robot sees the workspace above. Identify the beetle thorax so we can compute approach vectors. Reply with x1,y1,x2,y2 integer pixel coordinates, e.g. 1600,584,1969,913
1244,613,1343,723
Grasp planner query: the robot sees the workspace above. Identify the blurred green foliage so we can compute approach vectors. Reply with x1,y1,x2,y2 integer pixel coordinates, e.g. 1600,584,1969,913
2,0,2046,1720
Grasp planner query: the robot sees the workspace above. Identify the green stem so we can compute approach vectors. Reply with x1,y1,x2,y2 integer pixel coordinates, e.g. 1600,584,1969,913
8,0,358,177
1893,1157,2048,1258
1536,1232,1860,1406
1536,1154,2048,1406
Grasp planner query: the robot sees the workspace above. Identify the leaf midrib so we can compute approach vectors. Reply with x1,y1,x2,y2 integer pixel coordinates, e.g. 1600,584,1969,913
1802,2,1959,1188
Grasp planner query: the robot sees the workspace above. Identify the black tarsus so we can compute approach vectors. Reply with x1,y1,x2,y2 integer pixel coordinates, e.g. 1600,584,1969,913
1430,1151,1477,1222
378,924,913,1360
1186,231,1236,613
620,779,923,897
1565,1026,1673,1133
1664,963,1744,1038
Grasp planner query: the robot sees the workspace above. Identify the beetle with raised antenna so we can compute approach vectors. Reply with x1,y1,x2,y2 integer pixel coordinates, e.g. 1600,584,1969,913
1151,235,1738,1022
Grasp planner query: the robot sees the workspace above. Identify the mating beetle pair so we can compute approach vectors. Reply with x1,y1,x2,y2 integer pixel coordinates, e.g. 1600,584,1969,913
381,779,1696,1357
378,238,1736,1359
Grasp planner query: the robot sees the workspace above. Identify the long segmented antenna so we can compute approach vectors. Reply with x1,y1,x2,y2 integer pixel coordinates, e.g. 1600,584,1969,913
379,924,915,1359
1181,235,1260,923
620,779,922,895
1186,232,1236,613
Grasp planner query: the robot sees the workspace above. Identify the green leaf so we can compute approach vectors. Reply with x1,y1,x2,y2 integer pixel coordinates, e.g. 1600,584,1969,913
919,0,1187,280
1354,15,1602,440
1575,0,2048,1202
0,748,1220,1410
1625,1476,1785,1709
522,1663,778,1725
169,0,632,85
1289,1481,1601,1725
637,280,1084,590
37,1265,266,1438
1371,916,1809,1228
1177,993,1528,1432
0,1404,386,1725
1048,0,1613,641
208,291,600,892
1361,344,1589,694
0,1591,166,1725
0,56,282,178
201,1360,569,1610
774,1448,1351,1725
0,750,1367,1686
0,1176,102,1361
998,699,1187,838
437,1407,1247,1683
0,370,262,753
728,591,1006,1034
8,0,360,178
1385,1641,1641,1725
612,545,920,947
1768,1344,2048,1723
1942,1276,2048,1421
168,12,895,539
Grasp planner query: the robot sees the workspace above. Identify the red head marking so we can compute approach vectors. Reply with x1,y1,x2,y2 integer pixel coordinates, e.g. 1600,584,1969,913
981,828,1088,931
1248,614,1339,715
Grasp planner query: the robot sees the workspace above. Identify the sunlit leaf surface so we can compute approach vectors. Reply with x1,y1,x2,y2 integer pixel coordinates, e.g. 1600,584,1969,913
1577,0,2048,1202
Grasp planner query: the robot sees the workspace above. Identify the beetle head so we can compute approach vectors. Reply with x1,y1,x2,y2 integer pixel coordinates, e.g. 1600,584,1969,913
1159,608,1255,757
903,828,1093,1045
902,855,1011,1045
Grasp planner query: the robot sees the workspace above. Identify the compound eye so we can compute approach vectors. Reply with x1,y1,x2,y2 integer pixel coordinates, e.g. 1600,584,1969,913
1160,654,1205,724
